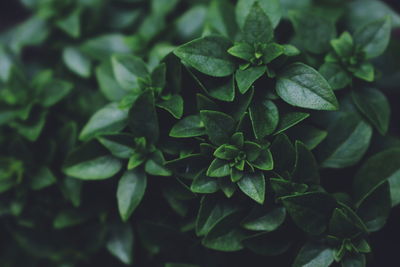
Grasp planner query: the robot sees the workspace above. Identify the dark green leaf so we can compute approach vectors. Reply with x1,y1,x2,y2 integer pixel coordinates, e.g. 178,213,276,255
156,94,184,119
242,2,273,44
293,242,334,267
112,54,149,90
236,0,282,29
237,171,265,204
276,63,338,110
169,115,205,138
200,110,235,145
117,169,147,222
291,141,320,185
235,66,266,94
249,99,279,139
352,87,390,135
174,36,236,77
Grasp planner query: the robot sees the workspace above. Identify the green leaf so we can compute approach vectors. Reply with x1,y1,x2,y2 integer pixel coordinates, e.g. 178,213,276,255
251,149,273,171
242,206,286,232
353,148,400,229
352,88,390,135
354,16,391,59
202,228,245,252
291,141,320,185
169,115,205,138
97,134,135,159
276,63,338,110
214,144,240,160
235,66,266,94
289,10,336,54
200,110,235,145
342,254,366,267
156,94,184,119
145,151,171,176
282,192,336,235
286,124,327,150
249,99,279,139
241,2,273,44
237,171,265,204
353,62,374,82
79,103,128,141
274,112,309,135
316,113,373,168
329,204,368,239
63,141,122,180
112,54,149,90
129,90,159,143
319,63,352,90
174,35,236,77
270,134,296,175
195,196,238,236
207,159,230,178
228,42,254,61
56,9,80,38
96,60,127,102
262,43,285,63
191,170,219,194
236,0,282,29
293,242,334,267
207,0,237,39
30,167,56,191
106,223,134,265
117,169,147,222
330,32,354,59
63,46,91,78
38,79,73,107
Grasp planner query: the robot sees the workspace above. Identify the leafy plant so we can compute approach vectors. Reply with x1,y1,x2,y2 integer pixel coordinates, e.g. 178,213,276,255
0,0,400,266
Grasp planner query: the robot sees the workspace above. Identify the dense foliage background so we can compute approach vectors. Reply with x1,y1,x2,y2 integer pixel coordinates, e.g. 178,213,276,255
0,0,400,266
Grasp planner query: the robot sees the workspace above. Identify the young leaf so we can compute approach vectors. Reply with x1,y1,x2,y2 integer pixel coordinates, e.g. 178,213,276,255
207,159,230,178
354,16,391,59
156,94,184,119
174,36,236,77
63,46,91,78
237,171,266,204
276,63,338,110
352,87,390,135
80,103,128,141
117,169,147,222
97,134,135,159
319,63,352,90
191,170,219,194
200,110,235,145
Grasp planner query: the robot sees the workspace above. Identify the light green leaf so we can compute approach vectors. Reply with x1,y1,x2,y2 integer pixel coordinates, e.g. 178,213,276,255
237,171,265,204
169,115,205,138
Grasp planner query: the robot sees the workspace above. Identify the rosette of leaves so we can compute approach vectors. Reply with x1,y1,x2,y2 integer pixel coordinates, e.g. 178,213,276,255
319,16,392,90
174,0,339,111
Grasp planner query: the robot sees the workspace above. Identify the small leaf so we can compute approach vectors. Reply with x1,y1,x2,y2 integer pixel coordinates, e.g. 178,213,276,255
200,110,235,145
207,159,230,177
319,62,352,90
174,35,236,77
353,62,374,82
352,87,390,135
276,63,338,110
112,54,149,90
237,171,265,204
228,42,254,61
242,206,286,232
354,16,391,59
169,115,205,138
214,144,240,160
117,169,147,222
270,134,295,175
235,66,266,94
97,133,135,159
80,103,128,141
251,149,273,171
156,94,184,119
63,46,91,78
191,170,219,194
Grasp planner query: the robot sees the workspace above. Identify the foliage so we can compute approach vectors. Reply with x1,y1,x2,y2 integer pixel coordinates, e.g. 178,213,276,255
0,0,400,266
